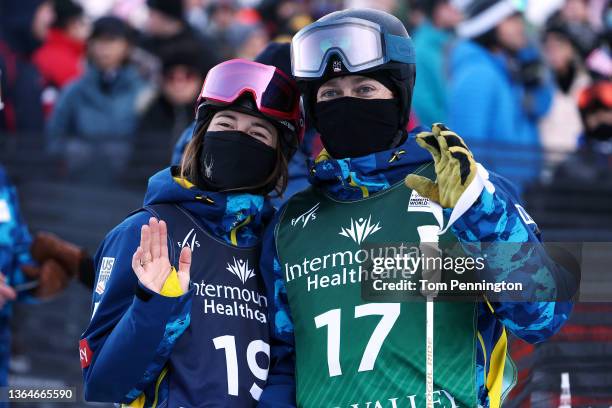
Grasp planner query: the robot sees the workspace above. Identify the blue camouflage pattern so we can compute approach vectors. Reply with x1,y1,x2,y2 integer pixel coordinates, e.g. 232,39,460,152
258,129,572,408
0,165,37,392
0,166,36,312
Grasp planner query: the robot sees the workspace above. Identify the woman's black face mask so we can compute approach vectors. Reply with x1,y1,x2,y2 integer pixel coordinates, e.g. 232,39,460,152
199,131,277,194
315,97,402,159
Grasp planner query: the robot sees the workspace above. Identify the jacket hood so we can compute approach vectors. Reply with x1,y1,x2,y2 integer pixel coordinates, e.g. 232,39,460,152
308,127,433,201
143,167,275,246
0,0,47,56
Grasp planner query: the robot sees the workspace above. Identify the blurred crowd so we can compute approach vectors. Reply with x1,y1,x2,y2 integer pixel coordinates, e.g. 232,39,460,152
0,0,611,189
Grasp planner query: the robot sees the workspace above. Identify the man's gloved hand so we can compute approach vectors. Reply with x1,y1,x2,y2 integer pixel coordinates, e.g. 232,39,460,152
21,259,70,299
405,123,477,209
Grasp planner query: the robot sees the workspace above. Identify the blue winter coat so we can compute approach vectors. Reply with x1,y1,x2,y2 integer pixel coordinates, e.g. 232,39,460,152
46,64,146,141
412,21,454,126
447,41,554,188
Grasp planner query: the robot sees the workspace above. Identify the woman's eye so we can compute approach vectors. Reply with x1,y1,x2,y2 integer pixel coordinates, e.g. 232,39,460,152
218,122,232,128
250,131,268,140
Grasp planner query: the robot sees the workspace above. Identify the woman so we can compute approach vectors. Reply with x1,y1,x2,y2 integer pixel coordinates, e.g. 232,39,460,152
80,59,303,408
259,8,573,408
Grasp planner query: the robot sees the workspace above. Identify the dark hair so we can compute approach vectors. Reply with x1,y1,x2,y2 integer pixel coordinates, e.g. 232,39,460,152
89,16,135,43
180,121,289,197
53,0,83,29
420,0,449,18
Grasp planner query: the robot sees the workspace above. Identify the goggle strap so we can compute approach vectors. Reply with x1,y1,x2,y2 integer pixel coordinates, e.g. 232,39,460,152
384,34,416,65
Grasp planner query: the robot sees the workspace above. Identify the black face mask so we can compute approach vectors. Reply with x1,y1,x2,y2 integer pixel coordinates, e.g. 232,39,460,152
199,131,277,193
315,97,402,159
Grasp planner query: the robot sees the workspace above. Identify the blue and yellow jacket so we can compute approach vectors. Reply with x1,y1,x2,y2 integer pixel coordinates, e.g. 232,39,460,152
0,166,36,319
80,167,274,407
258,130,573,408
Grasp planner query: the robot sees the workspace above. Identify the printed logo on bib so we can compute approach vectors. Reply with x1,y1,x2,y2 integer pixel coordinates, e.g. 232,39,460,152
95,257,115,295
178,228,200,252
339,215,381,245
291,202,320,228
192,258,267,324
407,190,444,229
407,189,430,211
227,257,255,284
79,339,93,369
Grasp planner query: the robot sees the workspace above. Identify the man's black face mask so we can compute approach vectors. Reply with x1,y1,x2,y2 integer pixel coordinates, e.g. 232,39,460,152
315,97,401,159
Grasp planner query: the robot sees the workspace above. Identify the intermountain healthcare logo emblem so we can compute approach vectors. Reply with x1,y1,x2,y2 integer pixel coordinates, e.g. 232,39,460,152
291,202,320,228
95,257,115,295
227,257,255,284
178,228,200,252
339,215,382,245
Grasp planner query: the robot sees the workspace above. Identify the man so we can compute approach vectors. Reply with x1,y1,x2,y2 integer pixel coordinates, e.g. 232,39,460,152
411,0,464,126
0,0,55,133
448,0,554,188
258,8,573,408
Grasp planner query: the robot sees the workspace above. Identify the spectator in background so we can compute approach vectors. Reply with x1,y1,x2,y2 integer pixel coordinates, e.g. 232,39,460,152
555,80,612,183
539,22,592,161
46,16,147,181
257,0,313,41
143,0,220,74
139,45,205,142
204,0,243,60
0,0,55,133
548,0,599,57
228,24,270,60
448,0,554,188
33,0,88,91
411,0,463,126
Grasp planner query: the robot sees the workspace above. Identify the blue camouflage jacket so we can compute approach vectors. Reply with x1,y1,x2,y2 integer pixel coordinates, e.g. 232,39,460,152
0,165,36,319
80,167,275,407
258,129,573,408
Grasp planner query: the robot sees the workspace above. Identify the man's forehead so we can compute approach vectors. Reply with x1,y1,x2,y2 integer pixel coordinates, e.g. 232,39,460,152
321,75,373,87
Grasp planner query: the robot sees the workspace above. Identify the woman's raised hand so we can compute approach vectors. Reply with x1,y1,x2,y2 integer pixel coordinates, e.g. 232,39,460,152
132,217,191,294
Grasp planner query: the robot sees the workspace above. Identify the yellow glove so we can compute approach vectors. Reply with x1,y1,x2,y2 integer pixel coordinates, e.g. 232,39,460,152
405,123,477,209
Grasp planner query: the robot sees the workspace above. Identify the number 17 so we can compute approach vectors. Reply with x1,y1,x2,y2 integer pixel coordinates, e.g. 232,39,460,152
314,303,401,377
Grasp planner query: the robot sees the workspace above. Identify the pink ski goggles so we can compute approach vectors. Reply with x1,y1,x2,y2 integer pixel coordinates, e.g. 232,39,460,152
198,59,301,122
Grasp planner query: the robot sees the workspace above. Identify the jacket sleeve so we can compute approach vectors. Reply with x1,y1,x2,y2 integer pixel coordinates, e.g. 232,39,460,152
80,213,193,403
447,172,574,344
257,209,296,407
0,168,37,305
